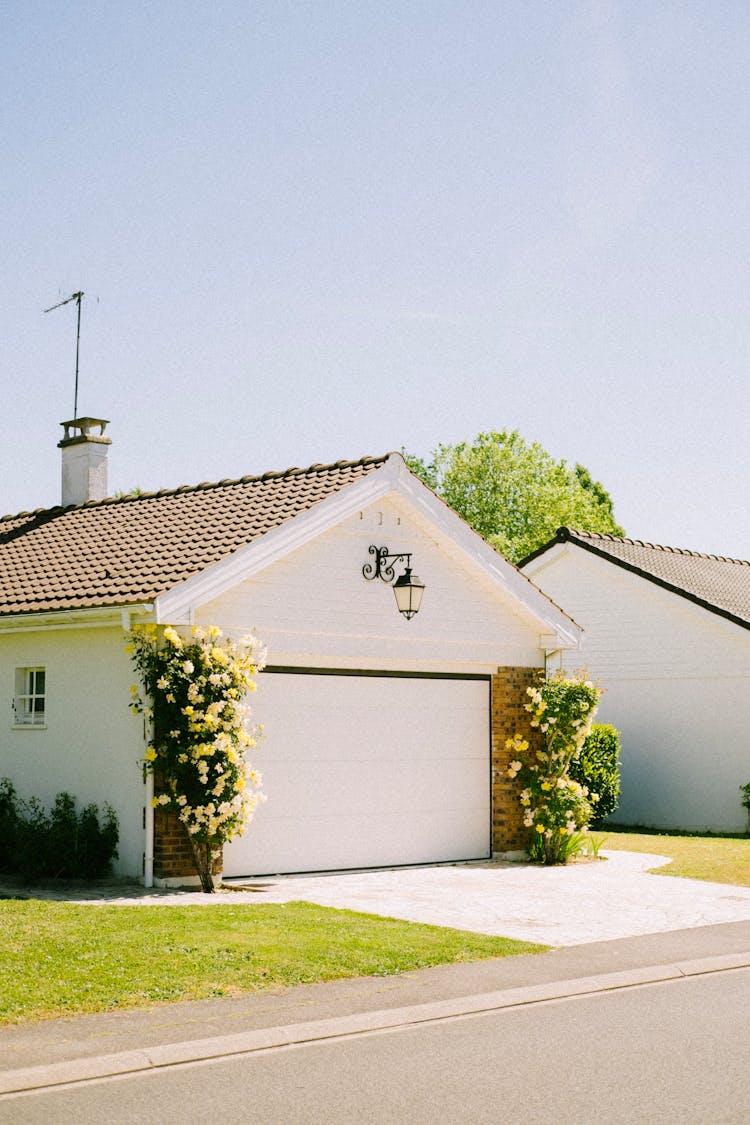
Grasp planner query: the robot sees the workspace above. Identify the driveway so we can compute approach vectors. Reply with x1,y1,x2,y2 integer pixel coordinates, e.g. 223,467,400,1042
222,851,750,945
9,850,750,946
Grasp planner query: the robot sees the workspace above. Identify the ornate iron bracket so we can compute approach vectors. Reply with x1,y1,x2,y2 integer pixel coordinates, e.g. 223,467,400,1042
362,545,412,584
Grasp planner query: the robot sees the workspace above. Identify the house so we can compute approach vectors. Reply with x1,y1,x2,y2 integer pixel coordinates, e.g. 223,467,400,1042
521,528,750,833
0,418,581,884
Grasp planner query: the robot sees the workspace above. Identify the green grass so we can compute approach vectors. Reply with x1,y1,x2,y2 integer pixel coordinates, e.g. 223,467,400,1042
598,829,750,886
0,899,546,1025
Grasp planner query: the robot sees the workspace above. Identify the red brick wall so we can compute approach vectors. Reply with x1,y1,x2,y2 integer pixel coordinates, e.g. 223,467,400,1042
153,809,195,880
153,809,222,881
491,666,544,853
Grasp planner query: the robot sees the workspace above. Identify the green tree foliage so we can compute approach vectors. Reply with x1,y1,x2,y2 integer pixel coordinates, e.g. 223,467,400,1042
405,430,623,563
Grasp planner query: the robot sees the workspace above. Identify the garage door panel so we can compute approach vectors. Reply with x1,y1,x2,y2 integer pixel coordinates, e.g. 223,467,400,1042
250,756,489,818
224,673,490,877
254,678,487,763
233,808,490,875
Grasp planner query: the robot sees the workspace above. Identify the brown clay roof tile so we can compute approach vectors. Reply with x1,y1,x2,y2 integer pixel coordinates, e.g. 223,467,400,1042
0,455,389,616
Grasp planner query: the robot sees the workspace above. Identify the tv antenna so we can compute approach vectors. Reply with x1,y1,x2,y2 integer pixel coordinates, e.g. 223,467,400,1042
44,290,84,419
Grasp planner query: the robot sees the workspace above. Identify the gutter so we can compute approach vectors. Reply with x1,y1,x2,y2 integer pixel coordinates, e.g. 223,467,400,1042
0,604,155,634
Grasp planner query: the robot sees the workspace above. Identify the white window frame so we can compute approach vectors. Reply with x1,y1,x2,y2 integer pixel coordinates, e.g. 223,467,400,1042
13,667,46,728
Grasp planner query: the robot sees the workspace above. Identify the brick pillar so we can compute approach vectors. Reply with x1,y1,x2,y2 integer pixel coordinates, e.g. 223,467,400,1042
491,666,544,854
153,809,196,882
153,809,222,884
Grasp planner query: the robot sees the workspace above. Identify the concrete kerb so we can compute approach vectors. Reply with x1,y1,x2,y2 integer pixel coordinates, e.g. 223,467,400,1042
3,851,750,1098
2,952,749,1098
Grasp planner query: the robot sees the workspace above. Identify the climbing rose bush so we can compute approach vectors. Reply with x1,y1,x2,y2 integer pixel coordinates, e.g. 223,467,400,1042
128,624,266,891
506,671,602,864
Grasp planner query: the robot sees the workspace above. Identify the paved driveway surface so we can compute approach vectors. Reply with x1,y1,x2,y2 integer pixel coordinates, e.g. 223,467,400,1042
8,851,750,946
224,851,750,945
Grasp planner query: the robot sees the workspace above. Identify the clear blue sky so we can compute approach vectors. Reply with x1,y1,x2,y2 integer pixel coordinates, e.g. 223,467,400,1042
3,1,749,558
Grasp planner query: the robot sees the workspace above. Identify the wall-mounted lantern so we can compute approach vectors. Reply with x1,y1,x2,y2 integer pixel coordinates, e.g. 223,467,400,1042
363,545,425,621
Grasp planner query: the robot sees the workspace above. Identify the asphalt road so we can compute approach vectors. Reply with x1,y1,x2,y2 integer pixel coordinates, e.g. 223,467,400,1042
4,965,748,1124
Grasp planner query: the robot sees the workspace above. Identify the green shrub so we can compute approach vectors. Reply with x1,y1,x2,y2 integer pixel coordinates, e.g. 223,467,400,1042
0,778,20,870
569,723,621,828
0,780,119,879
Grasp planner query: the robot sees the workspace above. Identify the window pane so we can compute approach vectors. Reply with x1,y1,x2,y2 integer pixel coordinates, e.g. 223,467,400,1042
14,667,46,725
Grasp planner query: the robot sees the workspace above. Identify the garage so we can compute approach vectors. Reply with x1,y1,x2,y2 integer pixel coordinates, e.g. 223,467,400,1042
223,669,491,877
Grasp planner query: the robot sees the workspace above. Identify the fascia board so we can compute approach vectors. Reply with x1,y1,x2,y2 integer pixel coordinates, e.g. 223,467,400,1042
0,604,154,634
155,459,403,624
391,458,581,649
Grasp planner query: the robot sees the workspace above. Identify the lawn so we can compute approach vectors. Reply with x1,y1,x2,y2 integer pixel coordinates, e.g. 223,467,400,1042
0,899,546,1025
600,830,750,886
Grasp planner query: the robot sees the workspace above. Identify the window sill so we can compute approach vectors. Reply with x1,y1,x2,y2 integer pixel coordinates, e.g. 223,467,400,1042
12,724,47,731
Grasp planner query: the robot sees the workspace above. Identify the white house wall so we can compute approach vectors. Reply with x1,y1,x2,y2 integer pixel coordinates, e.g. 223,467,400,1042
525,547,750,832
195,495,546,671
0,627,146,877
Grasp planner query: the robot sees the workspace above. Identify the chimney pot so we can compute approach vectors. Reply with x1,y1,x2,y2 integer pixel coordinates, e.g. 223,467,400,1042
58,417,112,506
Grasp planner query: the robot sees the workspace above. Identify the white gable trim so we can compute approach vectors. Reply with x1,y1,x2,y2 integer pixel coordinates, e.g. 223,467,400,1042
155,458,405,624
155,454,580,649
390,458,580,648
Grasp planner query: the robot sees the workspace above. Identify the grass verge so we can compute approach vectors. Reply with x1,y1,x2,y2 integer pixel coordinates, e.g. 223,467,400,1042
598,830,750,886
0,899,546,1025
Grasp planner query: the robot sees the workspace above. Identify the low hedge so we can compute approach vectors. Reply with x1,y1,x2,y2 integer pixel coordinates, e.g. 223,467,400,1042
0,779,119,880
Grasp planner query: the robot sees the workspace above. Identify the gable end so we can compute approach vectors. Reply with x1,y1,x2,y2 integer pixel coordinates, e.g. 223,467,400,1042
522,528,750,634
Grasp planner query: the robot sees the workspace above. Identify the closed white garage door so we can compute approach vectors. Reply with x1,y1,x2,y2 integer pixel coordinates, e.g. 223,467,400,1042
223,671,491,877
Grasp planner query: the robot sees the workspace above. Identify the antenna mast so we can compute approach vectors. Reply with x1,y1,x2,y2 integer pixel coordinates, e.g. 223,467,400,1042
44,290,84,418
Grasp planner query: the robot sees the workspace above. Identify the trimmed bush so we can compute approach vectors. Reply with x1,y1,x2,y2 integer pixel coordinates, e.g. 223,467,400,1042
0,780,119,879
0,778,20,870
569,723,621,827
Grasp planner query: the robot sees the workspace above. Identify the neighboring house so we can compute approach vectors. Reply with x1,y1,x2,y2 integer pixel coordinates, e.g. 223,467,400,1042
0,418,580,884
521,528,750,833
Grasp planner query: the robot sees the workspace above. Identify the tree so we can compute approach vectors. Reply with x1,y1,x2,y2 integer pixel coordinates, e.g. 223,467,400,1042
405,430,623,563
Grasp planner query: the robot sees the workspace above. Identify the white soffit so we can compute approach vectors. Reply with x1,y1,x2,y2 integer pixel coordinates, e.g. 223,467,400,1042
521,541,570,577
155,453,580,648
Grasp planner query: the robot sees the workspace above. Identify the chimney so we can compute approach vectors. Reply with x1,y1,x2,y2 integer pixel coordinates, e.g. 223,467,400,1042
58,417,112,506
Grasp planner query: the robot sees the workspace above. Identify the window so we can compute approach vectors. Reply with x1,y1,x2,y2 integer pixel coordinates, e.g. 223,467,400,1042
14,667,46,726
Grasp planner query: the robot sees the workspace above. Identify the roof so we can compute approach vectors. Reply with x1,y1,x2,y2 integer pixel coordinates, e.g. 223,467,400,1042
0,455,389,616
521,527,750,632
